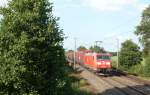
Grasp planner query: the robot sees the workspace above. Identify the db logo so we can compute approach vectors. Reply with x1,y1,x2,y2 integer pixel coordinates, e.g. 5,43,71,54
101,61,105,65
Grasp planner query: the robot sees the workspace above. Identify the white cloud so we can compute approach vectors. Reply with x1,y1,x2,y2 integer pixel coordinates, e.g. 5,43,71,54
135,3,148,12
81,0,148,12
0,0,8,7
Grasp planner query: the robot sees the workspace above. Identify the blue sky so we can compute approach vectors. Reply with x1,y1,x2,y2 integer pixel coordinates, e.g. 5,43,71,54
51,0,150,51
0,0,150,51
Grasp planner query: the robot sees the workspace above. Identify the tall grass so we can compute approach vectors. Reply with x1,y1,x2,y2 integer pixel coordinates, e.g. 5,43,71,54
64,65,93,95
111,56,150,78
111,56,118,68
143,54,150,77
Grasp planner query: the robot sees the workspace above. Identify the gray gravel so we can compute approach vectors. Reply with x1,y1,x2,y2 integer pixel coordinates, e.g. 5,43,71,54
75,64,150,95
76,64,127,95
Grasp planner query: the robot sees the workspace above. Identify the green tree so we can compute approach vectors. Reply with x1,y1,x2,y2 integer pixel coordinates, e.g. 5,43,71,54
119,40,142,69
135,5,150,56
135,6,150,77
0,0,66,94
77,45,87,51
89,45,106,53
108,52,117,56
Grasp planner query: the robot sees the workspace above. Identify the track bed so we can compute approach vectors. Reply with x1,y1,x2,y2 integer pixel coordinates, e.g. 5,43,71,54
74,63,150,95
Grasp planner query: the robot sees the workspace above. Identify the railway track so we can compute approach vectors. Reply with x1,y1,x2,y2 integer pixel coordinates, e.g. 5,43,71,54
67,59,150,95
100,77,141,95
100,76,149,95
109,77,150,95
84,66,150,95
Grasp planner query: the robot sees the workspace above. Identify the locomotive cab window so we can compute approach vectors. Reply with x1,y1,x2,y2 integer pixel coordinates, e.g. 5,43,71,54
97,55,110,60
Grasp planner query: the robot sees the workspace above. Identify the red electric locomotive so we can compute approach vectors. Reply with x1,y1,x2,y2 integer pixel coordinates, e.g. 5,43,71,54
67,50,112,72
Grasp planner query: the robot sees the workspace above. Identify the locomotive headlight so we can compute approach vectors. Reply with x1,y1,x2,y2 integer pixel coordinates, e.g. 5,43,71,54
106,62,110,65
97,62,101,65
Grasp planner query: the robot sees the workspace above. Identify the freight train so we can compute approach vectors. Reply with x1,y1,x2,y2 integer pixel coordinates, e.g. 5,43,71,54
66,50,112,73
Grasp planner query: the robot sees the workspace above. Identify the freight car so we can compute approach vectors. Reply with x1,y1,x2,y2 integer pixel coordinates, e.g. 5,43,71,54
66,50,112,73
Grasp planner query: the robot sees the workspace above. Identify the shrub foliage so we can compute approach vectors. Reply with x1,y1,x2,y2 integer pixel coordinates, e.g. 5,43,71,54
144,51,150,76
0,0,66,94
119,40,142,69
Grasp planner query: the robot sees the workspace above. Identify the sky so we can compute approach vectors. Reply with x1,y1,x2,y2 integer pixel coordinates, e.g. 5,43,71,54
0,0,150,51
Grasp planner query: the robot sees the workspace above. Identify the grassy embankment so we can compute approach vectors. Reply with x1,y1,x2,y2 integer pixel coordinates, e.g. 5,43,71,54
111,56,150,79
64,65,93,95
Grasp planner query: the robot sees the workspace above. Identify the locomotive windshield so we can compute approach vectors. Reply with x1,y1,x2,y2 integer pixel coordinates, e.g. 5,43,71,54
97,55,110,60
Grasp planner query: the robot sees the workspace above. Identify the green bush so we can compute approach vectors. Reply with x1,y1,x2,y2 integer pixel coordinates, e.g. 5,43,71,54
119,40,142,69
0,0,67,94
61,66,92,95
143,53,150,77
127,64,144,75
111,56,118,68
